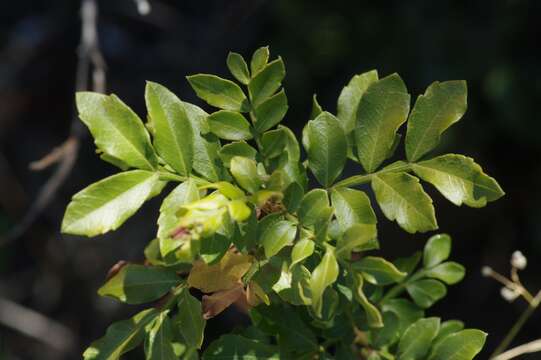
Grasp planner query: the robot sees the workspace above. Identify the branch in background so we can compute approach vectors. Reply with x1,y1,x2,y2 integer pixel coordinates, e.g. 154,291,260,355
493,339,541,360
0,0,106,247
0,297,76,354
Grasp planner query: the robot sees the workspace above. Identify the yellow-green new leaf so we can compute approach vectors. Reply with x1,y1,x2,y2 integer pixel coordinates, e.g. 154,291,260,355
144,311,177,360
337,70,379,133
428,329,487,360
187,74,249,112
351,273,383,328
331,187,377,233
352,256,406,285
230,156,261,193
227,52,250,85
219,141,257,167
207,110,252,141
98,264,181,304
175,289,206,349
290,236,315,268
250,46,270,75
355,73,410,173
310,247,339,315
261,220,297,258
62,171,161,236
76,92,158,170
157,179,200,239
303,112,347,187
145,82,193,176
412,154,504,208
248,57,285,106
372,172,437,233
83,309,158,360
398,317,440,360
406,81,467,162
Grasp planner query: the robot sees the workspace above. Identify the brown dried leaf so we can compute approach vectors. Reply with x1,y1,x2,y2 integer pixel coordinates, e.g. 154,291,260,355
202,283,245,319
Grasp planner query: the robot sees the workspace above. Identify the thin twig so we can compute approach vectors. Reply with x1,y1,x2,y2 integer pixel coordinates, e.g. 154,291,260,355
0,0,106,247
0,297,76,354
492,339,541,360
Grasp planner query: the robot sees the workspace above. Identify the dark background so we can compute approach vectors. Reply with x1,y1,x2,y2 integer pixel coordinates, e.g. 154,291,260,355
1,0,540,358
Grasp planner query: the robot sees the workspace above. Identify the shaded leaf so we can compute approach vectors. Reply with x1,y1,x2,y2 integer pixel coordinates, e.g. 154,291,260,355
261,220,297,258
311,94,323,119
202,283,244,319
406,279,447,309
203,334,279,360
352,256,406,285
175,289,206,349
144,311,177,360
351,273,383,328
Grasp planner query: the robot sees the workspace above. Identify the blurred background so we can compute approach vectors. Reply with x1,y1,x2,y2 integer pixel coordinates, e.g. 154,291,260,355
1,0,540,358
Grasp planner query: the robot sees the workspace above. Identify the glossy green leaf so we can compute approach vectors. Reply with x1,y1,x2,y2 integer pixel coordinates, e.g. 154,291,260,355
352,256,406,285
303,112,347,187
331,187,377,232
412,154,504,208
202,181,244,200
433,320,465,348
398,317,440,360
253,90,288,133
248,57,285,106
144,311,177,360
394,252,422,275
337,70,379,133
406,279,447,308
406,81,467,162
311,94,323,119
76,92,158,170
428,329,486,360
174,289,206,349
98,265,181,304
283,182,304,213
298,189,331,226
187,74,249,112
83,309,158,360
200,233,231,265
261,220,297,258
276,265,312,306
310,247,339,315
423,234,452,268
335,223,378,259
261,128,287,158
250,46,270,75
424,262,465,285
230,156,261,193
157,179,200,240
382,299,425,336
203,334,279,360
62,171,161,236
290,236,315,268
219,141,257,168
207,110,252,140
145,82,193,175
351,273,383,328
355,73,410,172
372,172,438,233
372,311,401,348
227,52,250,85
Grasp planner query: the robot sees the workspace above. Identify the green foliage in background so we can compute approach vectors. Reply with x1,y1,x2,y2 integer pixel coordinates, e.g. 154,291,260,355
62,47,504,359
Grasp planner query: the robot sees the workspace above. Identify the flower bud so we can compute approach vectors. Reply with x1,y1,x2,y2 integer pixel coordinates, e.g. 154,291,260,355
511,250,527,270
500,286,519,302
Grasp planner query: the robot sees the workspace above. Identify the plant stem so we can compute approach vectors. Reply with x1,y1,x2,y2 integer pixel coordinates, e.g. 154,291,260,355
491,291,541,358
379,270,425,304
332,163,412,189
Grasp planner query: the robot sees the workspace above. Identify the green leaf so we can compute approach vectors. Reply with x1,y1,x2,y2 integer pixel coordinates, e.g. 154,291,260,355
351,273,383,328
227,52,250,85
219,141,257,167
145,82,193,175
355,73,410,172
335,223,378,260
428,329,487,360
76,92,158,171
207,110,252,140
253,90,288,133
187,74,249,112
423,234,452,268
290,236,315,268
406,279,447,309
412,154,504,208
144,311,177,360
157,179,200,239
331,187,377,233
260,128,287,159
303,112,347,187
406,81,467,162
202,181,244,200
372,311,400,348
62,170,161,236
283,182,304,213
311,94,323,119
381,299,425,336
228,199,251,222
298,189,332,226
249,58,285,106
397,317,440,360
83,309,158,360
310,247,339,315
174,289,206,349
433,320,465,348
230,156,261,193
394,252,422,275
276,265,312,306
352,256,406,285
250,46,270,75
200,233,231,264
337,70,379,133
371,172,438,233
98,264,181,304
203,334,279,360
184,103,223,182
424,262,465,285
261,220,297,258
